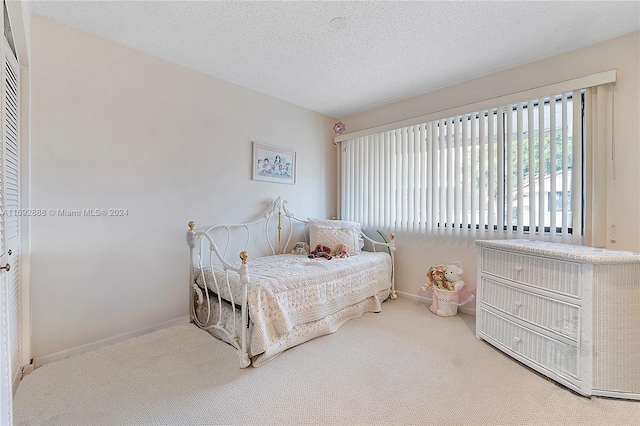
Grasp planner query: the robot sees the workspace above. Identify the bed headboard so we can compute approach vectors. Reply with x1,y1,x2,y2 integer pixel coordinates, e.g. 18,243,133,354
187,196,306,270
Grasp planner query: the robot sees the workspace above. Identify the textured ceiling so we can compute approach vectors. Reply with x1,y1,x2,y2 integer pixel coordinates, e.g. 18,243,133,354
31,1,640,118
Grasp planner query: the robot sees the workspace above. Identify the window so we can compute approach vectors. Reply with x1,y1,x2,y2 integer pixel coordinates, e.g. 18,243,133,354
547,191,572,213
339,90,584,242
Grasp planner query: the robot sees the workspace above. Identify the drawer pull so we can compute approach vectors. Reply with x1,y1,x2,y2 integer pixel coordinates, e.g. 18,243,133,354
513,337,522,344
514,265,523,272
514,301,522,308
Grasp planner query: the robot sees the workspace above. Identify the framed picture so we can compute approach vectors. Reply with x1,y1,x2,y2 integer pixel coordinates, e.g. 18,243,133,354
252,142,296,184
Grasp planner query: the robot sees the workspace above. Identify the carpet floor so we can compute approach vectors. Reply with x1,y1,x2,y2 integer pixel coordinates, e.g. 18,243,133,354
14,297,640,425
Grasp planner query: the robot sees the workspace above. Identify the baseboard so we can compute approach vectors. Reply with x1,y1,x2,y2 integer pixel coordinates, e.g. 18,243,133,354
34,294,474,368
34,315,191,368
22,362,34,376
395,290,476,316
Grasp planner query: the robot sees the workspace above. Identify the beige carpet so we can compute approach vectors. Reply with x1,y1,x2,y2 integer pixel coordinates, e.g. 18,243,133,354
14,297,640,425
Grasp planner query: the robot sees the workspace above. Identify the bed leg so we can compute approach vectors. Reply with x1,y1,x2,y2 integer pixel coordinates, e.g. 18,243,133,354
239,250,251,368
389,234,397,300
239,352,251,368
188,221,196,322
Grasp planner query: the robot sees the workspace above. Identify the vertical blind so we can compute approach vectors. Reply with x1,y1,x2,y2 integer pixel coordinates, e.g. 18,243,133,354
340,90,584,243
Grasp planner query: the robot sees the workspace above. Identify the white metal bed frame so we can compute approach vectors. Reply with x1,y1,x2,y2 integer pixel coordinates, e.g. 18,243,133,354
186,196,396,368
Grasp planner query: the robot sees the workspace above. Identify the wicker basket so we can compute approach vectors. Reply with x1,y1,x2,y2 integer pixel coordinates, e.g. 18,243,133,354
430,287,460,317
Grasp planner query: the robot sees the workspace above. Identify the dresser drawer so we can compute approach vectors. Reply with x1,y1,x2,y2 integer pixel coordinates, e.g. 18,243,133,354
479,308,579,381
481,278,580,341
481,248,581,298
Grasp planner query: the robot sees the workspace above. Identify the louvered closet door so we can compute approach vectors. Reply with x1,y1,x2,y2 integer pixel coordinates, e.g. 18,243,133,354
2,35,20,396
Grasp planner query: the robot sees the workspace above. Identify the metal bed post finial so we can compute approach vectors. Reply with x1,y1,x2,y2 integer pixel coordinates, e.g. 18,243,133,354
188,221,195,231
240,251,248,264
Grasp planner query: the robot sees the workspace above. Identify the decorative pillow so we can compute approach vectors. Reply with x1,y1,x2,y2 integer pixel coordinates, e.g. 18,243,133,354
307,218,363,255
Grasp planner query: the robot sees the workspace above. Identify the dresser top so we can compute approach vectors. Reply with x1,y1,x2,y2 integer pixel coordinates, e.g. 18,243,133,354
475,239,640,264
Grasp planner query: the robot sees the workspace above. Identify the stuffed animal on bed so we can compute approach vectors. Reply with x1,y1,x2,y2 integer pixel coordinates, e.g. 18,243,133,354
291,242,310,255
332,244,349,258
308,244,333,260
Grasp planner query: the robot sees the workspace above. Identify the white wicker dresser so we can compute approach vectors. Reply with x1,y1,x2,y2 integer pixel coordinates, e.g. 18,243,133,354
475,239,640,400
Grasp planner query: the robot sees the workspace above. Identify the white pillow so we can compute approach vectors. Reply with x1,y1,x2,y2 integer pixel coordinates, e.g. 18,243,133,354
307,218,363,255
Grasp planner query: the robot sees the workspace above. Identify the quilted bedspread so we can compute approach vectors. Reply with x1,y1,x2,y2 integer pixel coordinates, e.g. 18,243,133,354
196,252,392,357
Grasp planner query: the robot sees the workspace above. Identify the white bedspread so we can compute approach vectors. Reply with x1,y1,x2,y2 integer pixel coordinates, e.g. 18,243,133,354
196,287,390,367
196,252,392,358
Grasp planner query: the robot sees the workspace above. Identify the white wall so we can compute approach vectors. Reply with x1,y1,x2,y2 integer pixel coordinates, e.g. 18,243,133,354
30,16,336,358
340,31,640,306
29,17,640,356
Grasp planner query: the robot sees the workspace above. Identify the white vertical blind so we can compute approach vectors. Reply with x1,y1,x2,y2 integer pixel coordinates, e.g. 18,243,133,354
506,106,514,234
470,114,477,232
340,89,591,244
527,99,536,240
496,107,505,234
426,123,433,232
453,116,462,235
571,90,583,245
549,98,557,239
445,117,456,233
461,115,469,233
561,93,569,238
516,102,525,238
384,132,391,229
487,110,495,234
537,97,545,238
419,126,426,231
438,119,446,235
478,111,486,233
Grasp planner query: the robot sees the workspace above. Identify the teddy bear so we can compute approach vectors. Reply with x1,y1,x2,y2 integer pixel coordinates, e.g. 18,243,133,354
444,263,465,291
308,244,333,260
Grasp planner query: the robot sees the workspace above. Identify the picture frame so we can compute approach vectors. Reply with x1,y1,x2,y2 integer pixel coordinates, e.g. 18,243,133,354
252,142,296,185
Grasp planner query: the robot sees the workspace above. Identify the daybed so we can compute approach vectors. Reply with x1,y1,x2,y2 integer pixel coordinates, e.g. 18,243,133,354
187,197,396,367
